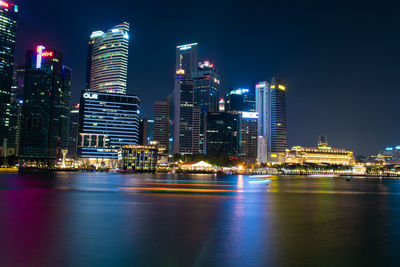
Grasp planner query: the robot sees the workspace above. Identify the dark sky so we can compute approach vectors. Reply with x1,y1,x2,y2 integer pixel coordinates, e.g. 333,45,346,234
16,0,400,156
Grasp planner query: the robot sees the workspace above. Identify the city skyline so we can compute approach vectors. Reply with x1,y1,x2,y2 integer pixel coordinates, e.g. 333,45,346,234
13,0,400,156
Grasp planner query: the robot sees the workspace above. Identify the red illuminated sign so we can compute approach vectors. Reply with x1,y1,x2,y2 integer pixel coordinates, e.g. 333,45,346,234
42,51,53,57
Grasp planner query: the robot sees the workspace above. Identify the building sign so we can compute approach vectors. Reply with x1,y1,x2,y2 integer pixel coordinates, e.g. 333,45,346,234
242,112,259,119
83,92,98,99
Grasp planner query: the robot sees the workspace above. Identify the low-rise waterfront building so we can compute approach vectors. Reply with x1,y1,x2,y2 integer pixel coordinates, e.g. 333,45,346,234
285,141,354,166
119,144,158,172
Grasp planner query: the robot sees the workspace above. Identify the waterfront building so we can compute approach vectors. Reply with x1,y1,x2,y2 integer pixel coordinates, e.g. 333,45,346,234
77,91,140,167
119,144,158,172
20,46,71,163
176,43,198,77
225,88,255,113
86,22,130,94
240,112,258,162
0,1,18,148
173,70,200,155
267,78,287,163
204,112,239,155
153,100,170,152
67,104,79,158
285,139,354,165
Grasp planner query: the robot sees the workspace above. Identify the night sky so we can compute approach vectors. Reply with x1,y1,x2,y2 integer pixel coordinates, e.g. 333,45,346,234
16,0,400,156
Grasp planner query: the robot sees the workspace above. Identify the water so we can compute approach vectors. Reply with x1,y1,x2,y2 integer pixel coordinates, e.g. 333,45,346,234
1,172,400,266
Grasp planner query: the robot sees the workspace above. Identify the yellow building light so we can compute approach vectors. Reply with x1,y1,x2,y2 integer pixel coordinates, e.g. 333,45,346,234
278,84,286,90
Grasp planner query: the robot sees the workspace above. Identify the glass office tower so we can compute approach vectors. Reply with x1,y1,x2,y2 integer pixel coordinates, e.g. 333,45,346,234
0,1,18,147
77,91,140,166
87,22,130,94
20,46,71,163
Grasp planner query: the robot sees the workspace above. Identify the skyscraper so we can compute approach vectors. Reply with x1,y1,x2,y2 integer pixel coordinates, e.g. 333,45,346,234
20,46,71,163
255,81,269,163
77,91,140,166
87,22,130,94
240,112,258,162
173,71,200,154
173,43,200,155
204,112,239,155
192,60,221,153
0,1,18,148
153,100,170,152
176,43,198,77
225,88,255,113
267,78,287,162
67,104,80,159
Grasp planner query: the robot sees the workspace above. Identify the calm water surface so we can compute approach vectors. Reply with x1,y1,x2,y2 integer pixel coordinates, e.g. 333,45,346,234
1,172,400,266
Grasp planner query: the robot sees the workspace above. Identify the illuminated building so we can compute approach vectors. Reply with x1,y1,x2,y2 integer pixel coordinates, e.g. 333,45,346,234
255,81,269,163
20,46,71,162
153,101,170,152
0,1,18,147
240,112,258,162
176,43,198,78
219,98,225,112
86,22,130,94
204,112,239,155
77,91,140,167
120,144,158,172
7,66,24,156
192,60,221,153
67,104,80,158
225,88,255,113
173,71,200,155
267,78,287,163
285,139,354,165
381,145,400,162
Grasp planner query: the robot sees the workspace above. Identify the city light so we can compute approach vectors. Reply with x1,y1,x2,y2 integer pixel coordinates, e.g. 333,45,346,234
0,1,9,8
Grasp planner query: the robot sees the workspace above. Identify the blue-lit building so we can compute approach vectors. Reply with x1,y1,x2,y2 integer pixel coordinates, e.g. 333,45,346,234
0,1,18,148
225,88,255,113
77,91,140,166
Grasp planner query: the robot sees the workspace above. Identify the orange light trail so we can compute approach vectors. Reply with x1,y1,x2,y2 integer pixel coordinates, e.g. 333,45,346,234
118,187,243,193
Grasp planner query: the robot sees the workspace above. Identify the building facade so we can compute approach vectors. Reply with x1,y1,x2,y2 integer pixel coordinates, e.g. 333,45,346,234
67,104,79,158
20,46,71,162
204,112,239,155
77,91,140,166
176,43,198,77
192,61,220,153
0,1,18,148
87,22,130,94
268,78,287,162
225,88,255,113
255,81,270,163
153,100,170,152
173,71,200,154
120,144,158,172
285,145,354,165
240,112,258,163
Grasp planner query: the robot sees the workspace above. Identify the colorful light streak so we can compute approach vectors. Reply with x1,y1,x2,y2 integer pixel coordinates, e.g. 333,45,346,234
118,187,243,193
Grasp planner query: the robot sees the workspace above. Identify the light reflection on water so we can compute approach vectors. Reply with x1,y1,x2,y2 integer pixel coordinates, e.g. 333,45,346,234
0,173,400,266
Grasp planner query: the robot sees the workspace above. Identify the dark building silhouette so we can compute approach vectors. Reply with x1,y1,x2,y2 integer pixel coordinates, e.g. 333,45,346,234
20,46,71,163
